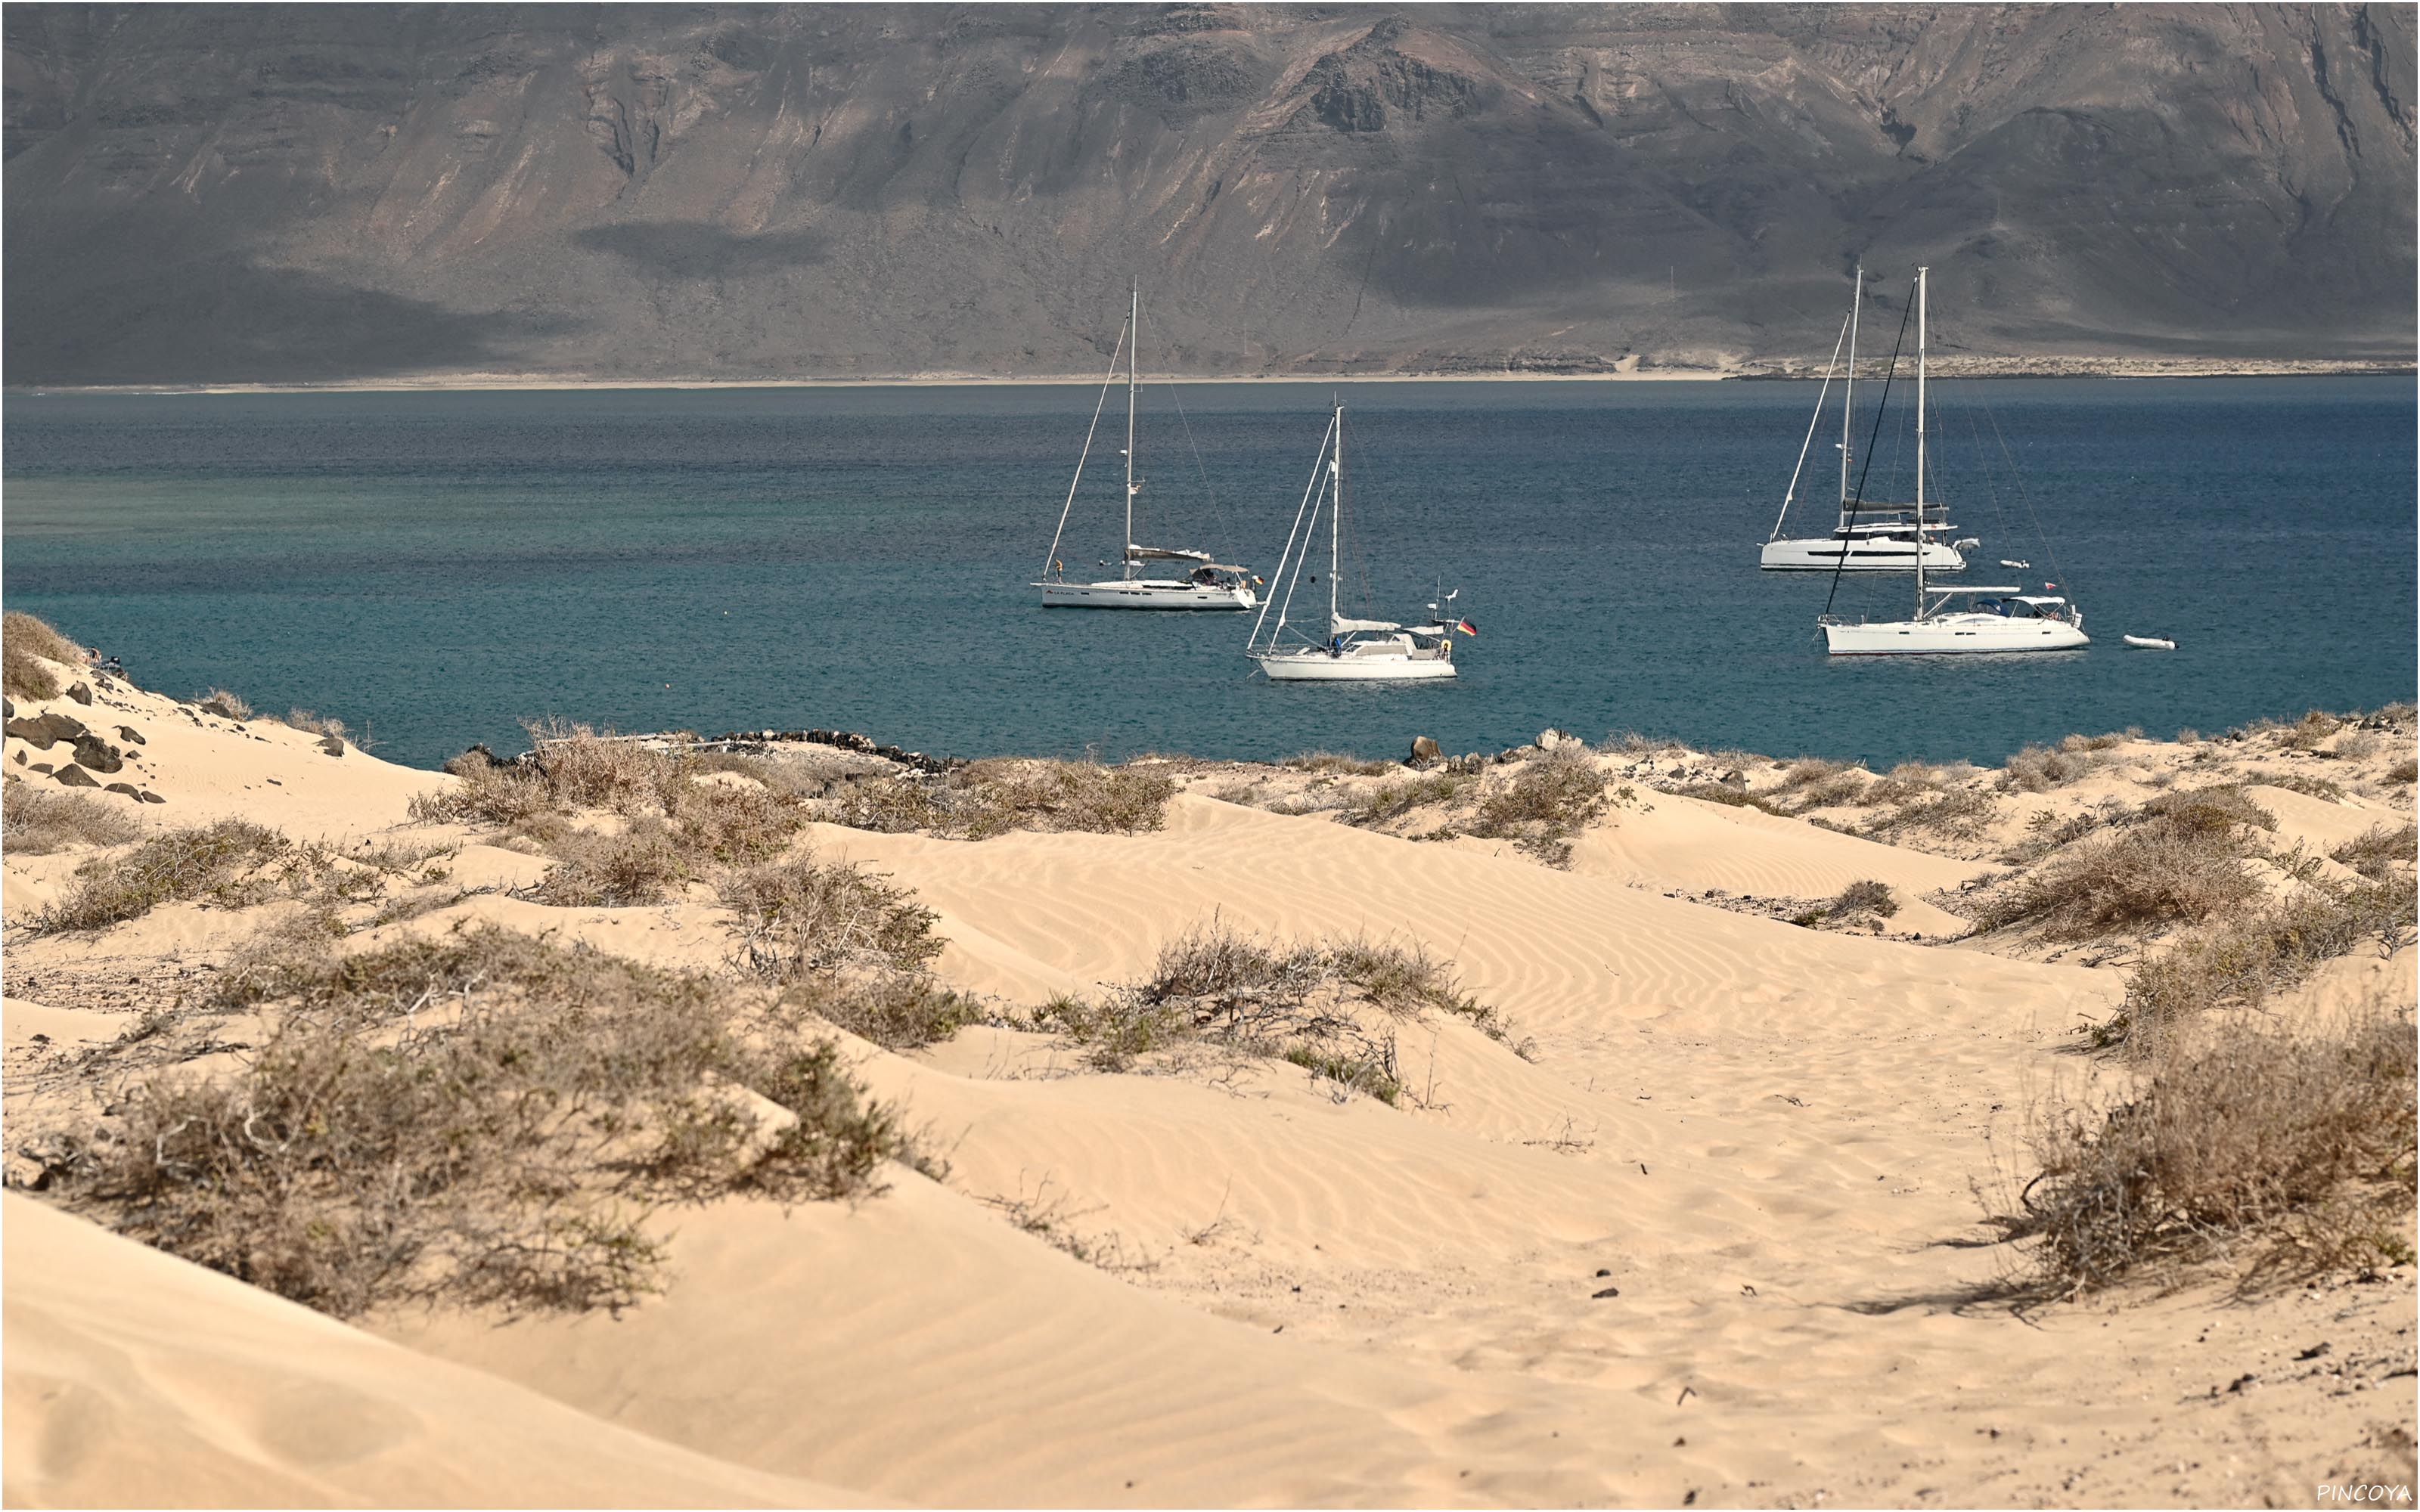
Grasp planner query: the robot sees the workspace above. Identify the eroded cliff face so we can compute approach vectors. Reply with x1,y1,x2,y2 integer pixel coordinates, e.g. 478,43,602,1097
5,4,2412,383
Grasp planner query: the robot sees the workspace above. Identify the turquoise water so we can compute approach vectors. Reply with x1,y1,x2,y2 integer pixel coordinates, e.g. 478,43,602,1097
4,379,2412,770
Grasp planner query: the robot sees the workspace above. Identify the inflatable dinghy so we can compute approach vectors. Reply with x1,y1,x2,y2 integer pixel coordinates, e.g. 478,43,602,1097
2123,634,2177,650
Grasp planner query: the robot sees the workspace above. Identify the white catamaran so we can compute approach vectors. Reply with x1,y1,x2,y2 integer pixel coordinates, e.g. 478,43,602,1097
1247,401,1465,682
1764,266,1972,573
1035,287,1256,609
1820,268,2088,656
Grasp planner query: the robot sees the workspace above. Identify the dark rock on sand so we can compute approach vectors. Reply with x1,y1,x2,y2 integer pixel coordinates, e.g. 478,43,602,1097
70,735,123,773
52,764,98,788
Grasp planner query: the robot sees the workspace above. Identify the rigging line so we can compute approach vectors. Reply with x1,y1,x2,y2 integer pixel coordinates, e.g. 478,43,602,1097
1972,376,2072,603
1252,411,1338,652
1146,305,1222,536
1042,321,1129,578
1823,283,1916,615
1774,310,1854,544
1947,373,2020,559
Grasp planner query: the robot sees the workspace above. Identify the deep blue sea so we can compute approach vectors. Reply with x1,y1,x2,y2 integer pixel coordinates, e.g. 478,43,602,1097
4,379,2412,771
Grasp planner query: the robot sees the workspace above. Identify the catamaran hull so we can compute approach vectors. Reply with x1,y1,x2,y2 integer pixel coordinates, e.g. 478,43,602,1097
1823,618,2089,655
1037,580,1255,610
1762,538,1965,572
1250,651,1457,682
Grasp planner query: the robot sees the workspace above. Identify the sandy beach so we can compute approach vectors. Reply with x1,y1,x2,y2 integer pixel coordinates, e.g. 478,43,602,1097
10,356,2412,400
3,627,2412,1508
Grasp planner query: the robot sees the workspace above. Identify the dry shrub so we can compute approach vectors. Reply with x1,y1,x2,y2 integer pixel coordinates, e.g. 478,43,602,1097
2060,727,2142,754
1468,746,1610,865
2260,770,2349,802
2388,757,2418,785
1330,936,1518,1045
3,610,81,700
197,688,254,720
1792,772,1872,810
1340,770,1468,827
1775,756,1857,791
2,780,141,854
49,928,910,1316
1969,813,2262,938
521,720,678,813
781,972,979,1052
1993,1004,2416,1294
2333,823,2418,881
411,722,677,827
1283,751,1394,776
2000,743,2105,793
1865,761,1947,806
662,778,806,863
949,758,1177,838
2139,784,2276,836
1037,925,1519,1101
1597,730,1678,755
282,709,349,739
1677,782,1787,816
2106,878,2418,1049
2332,730,2382,761
1861,786,1996,841
1831,878,1899,918
526,820,693,906
821,775,950,833
719,855,942,982
2277,711,2344,751
33,820,293,933
826,759,1174,840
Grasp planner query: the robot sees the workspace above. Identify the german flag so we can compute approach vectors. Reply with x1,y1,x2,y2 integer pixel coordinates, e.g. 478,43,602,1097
1455,618,1477,637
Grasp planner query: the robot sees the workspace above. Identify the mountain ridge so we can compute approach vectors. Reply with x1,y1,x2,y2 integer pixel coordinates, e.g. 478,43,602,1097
5,3,2413,385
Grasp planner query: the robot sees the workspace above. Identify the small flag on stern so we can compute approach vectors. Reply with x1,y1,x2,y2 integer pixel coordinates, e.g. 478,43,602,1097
1456,618,1477,637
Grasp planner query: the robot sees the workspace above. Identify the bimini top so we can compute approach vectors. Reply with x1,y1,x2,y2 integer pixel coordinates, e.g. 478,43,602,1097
2009,595,2070,606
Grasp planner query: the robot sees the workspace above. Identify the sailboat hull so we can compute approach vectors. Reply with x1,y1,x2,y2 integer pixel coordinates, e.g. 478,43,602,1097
1250,647,1457,681
1823,615,2088,655
1037,580,1255,610
1762,538,1965,572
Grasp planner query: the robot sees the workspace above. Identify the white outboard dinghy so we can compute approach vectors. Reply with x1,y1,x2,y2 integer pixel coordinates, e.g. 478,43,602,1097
2123,634,2177,650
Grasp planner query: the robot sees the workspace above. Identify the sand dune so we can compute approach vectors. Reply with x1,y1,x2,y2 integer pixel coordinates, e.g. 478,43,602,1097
6,649,2413,1507
4,1196,867,1507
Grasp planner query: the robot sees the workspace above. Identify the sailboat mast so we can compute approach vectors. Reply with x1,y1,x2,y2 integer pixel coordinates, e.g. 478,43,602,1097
1913,266,1928,615
1124,285,1138,575
1329,401,1343,631
1841,266,1860,514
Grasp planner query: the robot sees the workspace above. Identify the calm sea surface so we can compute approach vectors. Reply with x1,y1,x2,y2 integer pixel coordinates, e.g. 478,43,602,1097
4,379,2412,771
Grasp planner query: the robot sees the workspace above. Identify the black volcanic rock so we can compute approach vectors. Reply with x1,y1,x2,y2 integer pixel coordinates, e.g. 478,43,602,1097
4,4,2412,383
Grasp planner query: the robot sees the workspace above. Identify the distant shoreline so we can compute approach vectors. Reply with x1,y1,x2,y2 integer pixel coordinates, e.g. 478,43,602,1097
9,358,2412,398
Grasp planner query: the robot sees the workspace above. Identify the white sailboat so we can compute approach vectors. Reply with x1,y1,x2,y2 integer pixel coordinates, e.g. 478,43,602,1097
1247,401,1464,682
1764,266,1971,573
1820,268,2088,656
1035,287,1256,610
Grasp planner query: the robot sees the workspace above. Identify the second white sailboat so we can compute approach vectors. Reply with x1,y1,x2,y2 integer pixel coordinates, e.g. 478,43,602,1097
1247,401,1466,682
1035,287,1256,610
1820,268,2088,656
